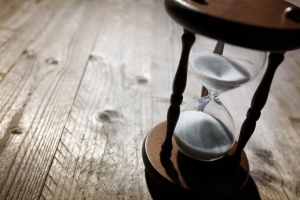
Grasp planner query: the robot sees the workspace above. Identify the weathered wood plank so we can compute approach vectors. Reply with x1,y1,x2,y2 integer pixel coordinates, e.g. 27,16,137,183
0,0,63,75
0,28,13,79
0,0,37,30
41,0,154,199
246,95,300,200
0,0,105,199
0,0,299,199
268,50,300,119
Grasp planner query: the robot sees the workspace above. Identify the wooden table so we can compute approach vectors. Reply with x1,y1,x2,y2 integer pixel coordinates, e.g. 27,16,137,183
0,0,299,199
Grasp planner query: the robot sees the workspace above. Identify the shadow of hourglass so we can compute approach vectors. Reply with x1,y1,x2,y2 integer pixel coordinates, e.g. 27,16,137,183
145,152,261,200
144,140,261,200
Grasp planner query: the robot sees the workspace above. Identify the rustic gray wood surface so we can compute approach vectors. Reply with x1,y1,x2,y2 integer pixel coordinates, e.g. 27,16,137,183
0,0,299,199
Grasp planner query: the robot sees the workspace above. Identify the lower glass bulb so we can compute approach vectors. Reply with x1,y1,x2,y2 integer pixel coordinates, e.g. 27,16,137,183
173,95,236,161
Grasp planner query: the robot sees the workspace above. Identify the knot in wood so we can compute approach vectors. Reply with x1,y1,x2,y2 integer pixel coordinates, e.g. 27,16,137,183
97,109,120,122
10,126,23,134
23,49,36,58
246,108,261,121
170,94,183,106
136,74,149,84
45,57,59,65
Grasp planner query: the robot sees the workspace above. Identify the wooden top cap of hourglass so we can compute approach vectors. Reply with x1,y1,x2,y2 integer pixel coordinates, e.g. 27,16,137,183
165,0,300,51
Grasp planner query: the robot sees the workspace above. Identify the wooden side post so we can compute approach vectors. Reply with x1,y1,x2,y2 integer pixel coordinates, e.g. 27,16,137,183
160,30,195,159
231,52,285,165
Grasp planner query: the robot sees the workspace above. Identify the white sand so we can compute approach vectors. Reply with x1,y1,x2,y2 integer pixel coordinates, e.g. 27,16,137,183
190,52,251,93
173,111,234,161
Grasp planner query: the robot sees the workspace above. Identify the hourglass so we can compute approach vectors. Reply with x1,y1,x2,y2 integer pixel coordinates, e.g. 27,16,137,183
142,0,300,198
173,39,266,161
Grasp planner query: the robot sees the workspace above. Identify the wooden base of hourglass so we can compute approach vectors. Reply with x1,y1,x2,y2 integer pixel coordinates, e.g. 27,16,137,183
142,121,249,199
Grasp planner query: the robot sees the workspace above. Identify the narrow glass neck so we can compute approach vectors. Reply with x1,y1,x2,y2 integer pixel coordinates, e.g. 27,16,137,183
208,91,220,101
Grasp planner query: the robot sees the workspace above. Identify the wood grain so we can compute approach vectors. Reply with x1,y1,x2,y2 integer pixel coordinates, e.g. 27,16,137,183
40,0,153,199
0,0,63,75
0,0,106,199
0,0,299,199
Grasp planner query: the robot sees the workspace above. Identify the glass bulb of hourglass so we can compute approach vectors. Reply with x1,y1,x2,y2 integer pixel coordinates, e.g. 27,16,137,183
173,96,236,161
173,40,266,161
191,52,251,94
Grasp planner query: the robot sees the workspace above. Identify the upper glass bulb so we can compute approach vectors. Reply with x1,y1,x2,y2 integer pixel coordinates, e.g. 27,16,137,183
190,36,267,95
